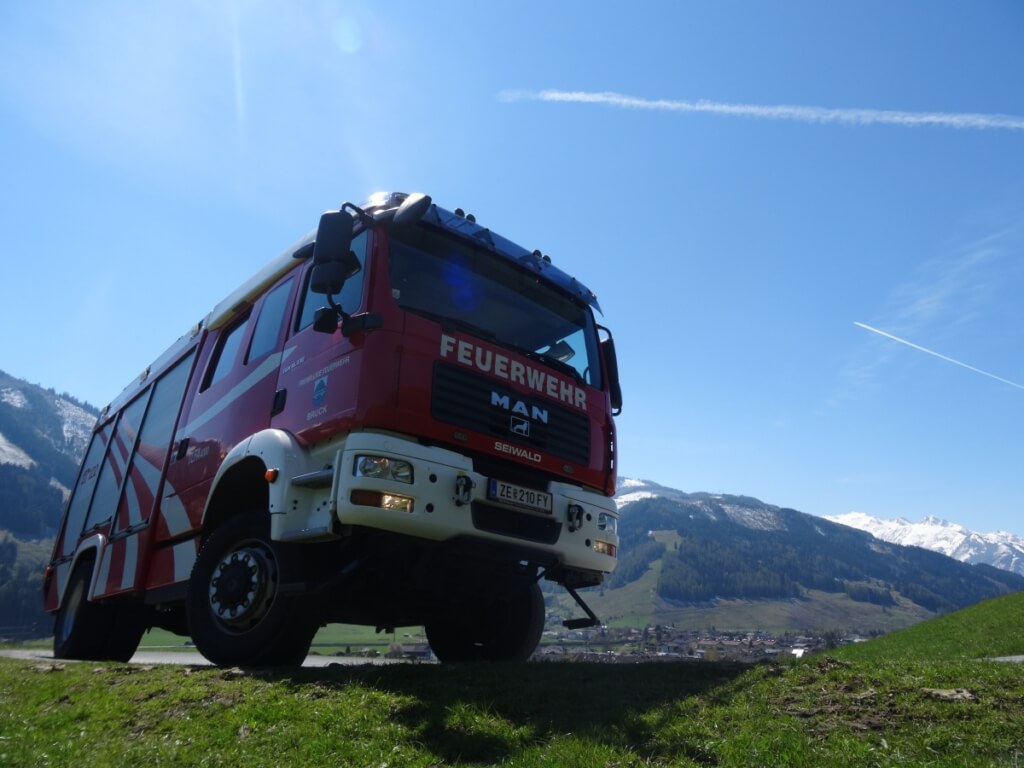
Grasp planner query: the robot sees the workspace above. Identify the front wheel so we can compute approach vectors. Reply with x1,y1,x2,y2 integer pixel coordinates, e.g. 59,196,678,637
186,513,318,667
425,581,545,662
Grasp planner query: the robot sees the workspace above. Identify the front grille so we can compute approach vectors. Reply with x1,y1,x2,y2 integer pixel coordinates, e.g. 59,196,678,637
432,362,591,465
472,501,562,544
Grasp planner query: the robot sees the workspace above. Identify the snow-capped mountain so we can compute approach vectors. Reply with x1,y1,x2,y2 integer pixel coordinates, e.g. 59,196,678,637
616,477,696,509
0,373,95,463
617,479,1024,579
615,478,786,531
611,478,1024,622
827,512,1024,577
0,369,99,537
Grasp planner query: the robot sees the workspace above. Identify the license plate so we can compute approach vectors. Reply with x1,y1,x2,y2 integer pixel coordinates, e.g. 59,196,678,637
487,479,552,514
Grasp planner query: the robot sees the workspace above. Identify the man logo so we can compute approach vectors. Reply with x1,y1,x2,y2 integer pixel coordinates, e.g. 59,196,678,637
490,391,549,424
510,416,530,437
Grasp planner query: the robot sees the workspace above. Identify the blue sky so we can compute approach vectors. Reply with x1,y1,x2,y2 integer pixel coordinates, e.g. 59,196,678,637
2,1,1023,534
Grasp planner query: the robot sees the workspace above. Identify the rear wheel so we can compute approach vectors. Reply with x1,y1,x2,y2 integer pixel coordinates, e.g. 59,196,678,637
186,513,318,667
54,559,144,662
425,581,545,662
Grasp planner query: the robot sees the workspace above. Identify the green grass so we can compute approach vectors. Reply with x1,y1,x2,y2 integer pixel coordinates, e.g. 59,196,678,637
5,589,1024,765
835,591,1024,663
2,654,1022,766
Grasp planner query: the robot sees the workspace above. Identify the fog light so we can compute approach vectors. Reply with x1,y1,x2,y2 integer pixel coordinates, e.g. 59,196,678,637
381,494,414,513
592,540,617,557
598,512,617,534
350,489,414,513
354,455,413,483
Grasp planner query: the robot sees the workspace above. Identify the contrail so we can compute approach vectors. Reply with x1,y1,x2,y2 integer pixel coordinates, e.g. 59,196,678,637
854,322,1024,390
499,89,1024,131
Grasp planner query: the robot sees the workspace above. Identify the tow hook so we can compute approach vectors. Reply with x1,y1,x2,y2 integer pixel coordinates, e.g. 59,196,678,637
454,475,474,506
567,504,584,532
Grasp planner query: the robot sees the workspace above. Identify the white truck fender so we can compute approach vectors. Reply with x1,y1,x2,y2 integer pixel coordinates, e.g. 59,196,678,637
205,429,337,542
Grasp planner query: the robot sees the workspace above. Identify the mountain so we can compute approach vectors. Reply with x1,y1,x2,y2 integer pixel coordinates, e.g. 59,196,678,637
0,369,98,538
826,512,1024,577
3,380,1023,640
0,370,99,639
547,478,1024,634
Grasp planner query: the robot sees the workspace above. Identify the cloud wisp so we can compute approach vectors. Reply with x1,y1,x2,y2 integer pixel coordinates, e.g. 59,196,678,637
499,89,1024,131
854,322,1024,390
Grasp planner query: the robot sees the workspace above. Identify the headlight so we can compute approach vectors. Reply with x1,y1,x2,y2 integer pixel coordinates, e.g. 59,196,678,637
354,455,414,484
598,512,617,534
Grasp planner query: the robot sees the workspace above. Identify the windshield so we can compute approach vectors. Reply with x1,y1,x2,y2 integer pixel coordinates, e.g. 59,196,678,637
389,226,602,388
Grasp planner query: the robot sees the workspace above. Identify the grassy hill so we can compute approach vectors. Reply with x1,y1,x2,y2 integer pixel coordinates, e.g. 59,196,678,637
834,590,1024,663
545,526,936,636
0,533,52,640
3,596,1023,766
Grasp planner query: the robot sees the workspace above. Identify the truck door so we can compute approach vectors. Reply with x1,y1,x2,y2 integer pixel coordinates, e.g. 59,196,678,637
162,274,298,535
271,230,369,444
93,351,195,597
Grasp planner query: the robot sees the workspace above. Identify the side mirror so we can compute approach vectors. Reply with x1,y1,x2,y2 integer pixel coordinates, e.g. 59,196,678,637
311,249,361,295
311,210,355,295
601,335,623,415
312,306,339,334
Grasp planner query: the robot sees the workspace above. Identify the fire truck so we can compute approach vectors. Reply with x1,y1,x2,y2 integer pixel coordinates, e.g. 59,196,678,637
43,192,623,666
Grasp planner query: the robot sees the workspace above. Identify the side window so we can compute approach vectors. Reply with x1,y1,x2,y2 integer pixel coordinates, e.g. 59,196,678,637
83,393,150,529
246,278,294,363
61,421,113,555
113,352,195,532
204,312,251,389
297,231,368,331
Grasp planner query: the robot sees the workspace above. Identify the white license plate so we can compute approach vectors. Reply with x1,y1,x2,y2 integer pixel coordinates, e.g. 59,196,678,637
487,479,552,514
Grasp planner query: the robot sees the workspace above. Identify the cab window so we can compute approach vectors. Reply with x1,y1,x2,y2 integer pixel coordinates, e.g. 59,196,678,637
204,313,251,389
247,278,294,363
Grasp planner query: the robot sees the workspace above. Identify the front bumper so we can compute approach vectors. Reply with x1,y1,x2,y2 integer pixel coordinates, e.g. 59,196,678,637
331,432,619,575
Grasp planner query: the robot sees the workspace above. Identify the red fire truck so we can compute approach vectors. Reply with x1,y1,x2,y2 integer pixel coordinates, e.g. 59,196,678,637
43,192,622,665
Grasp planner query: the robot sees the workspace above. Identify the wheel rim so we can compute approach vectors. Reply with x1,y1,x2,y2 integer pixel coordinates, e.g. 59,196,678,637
207,542,278,632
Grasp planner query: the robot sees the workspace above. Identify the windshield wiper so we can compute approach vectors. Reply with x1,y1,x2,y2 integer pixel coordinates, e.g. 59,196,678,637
512,345,586,385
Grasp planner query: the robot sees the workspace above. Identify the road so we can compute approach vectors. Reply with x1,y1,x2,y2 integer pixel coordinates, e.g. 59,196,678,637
0,648,403,667
3,648,1021,665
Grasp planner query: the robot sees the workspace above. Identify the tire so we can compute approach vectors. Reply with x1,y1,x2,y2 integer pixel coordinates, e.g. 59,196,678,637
54,559,144,662
425,581,545,662
186,512,318,667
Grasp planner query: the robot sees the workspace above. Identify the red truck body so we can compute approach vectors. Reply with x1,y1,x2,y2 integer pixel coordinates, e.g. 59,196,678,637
44,192,622,665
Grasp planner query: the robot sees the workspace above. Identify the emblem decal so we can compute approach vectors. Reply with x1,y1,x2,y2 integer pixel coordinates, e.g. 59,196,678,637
313,376,328,406
510,415,530,437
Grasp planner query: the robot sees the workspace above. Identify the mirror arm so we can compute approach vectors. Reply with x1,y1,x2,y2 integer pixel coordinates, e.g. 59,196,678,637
312,294,350,335
341,202,375,228
327,294,350,324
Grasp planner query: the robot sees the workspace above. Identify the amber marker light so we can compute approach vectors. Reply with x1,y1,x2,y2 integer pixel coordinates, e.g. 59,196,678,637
265,469,280,483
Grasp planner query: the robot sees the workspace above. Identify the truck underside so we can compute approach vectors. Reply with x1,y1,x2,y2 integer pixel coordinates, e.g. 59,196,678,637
178,513,601,665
